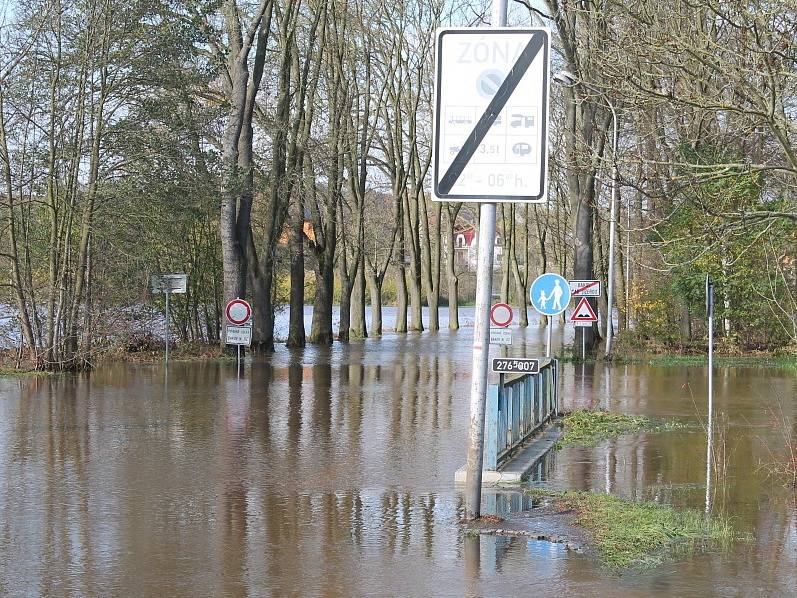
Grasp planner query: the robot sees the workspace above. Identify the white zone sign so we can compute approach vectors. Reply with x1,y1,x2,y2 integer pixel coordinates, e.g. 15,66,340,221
433,28,550,202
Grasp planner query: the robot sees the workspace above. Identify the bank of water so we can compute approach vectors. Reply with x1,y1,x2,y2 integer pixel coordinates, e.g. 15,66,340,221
0,327,794,596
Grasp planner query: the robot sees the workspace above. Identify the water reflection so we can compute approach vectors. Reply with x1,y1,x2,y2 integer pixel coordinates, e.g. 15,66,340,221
0,331,795,595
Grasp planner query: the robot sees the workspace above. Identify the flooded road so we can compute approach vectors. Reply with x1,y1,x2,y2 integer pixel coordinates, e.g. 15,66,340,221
0,327,795,596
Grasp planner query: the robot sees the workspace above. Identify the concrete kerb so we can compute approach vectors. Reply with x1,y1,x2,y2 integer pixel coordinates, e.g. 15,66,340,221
455,422,561,486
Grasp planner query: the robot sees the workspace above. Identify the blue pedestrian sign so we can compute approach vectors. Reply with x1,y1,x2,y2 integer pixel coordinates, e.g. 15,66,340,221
530,273,570,316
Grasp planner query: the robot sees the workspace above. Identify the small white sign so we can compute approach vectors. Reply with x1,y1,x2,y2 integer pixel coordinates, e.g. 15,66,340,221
574,320,592,328
150,274,187,294
489,328,513,345
225,325,252,346
569,280,601,297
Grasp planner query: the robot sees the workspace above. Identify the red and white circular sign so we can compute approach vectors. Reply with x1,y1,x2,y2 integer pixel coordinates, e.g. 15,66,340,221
226,298,252,325
490,303,513,327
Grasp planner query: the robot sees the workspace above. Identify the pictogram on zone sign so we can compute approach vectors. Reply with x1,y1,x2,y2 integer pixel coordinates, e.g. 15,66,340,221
432,28,550,202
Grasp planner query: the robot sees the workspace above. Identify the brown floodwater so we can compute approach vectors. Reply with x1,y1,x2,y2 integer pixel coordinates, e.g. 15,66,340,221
0,328,795,596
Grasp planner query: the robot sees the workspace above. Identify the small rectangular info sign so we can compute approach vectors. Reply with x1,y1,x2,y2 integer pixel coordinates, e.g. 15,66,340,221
225,325,252,346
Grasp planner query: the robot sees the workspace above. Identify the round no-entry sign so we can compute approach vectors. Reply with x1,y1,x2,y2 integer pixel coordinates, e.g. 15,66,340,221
226,298,252,326
490,303,513,327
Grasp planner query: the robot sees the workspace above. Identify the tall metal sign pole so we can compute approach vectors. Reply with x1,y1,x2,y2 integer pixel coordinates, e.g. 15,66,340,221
464,0,505,521
433,7,550,520
150,274,188,366
705,275,714,514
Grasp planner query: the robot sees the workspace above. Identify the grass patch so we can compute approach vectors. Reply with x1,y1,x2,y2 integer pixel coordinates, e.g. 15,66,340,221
560,353,797,369
648,355,797,370
0,367,55,378
527,489,739,569
559,410,689,446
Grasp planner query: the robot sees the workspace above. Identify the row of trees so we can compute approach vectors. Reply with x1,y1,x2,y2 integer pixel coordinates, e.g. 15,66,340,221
0,0,795,369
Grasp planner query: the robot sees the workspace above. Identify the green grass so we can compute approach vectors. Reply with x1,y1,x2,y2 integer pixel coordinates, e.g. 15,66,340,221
559,353,797,370
0,367,55,378
559,410,689,446
527,489,739,569
648,355,797,369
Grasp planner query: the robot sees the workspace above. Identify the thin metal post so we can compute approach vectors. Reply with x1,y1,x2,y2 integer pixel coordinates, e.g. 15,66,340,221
463,0,506,523
625,200,631,329
546,321,552,358
605,106,619,356
237,344,241,378
165,291,170,365
705,275,714,514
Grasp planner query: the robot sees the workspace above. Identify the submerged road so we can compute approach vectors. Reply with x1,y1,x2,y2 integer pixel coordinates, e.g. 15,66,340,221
0,328,795,596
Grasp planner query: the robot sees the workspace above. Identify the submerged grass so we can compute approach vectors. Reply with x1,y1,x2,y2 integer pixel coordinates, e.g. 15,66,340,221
527,489,739,569
559,410,689,446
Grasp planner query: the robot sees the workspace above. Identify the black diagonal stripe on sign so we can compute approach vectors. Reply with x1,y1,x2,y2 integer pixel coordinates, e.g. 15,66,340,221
438,32,545,195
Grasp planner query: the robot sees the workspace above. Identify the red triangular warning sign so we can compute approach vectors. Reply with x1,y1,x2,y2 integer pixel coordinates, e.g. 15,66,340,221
571,297,598,322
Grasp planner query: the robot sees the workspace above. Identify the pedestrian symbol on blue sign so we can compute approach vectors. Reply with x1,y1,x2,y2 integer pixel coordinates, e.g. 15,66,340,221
530,273,571,316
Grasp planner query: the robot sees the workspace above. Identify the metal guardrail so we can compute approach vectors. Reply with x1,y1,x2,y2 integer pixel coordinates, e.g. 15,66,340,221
483,358,559,470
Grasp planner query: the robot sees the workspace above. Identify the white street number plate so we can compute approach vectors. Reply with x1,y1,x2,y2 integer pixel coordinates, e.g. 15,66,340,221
492,358,539,374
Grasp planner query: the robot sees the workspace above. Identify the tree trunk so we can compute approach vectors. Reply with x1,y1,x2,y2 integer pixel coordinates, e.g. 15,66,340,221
404,191,424,332
219,0,271,346
308,145,340,344
499,205,512,304
680,304,692,343
595,209,609,339
338,250,353,342
445,204,461,329
395,260,408,333
367,271,383,336
287,193,306,348
310,255,335,344
511,205,529,327
395,201,408,333
350,254,367,338
721,252,731,337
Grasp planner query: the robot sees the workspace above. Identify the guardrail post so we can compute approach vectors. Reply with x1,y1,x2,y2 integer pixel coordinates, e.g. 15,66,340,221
553,359,559,415
484,384,499,470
